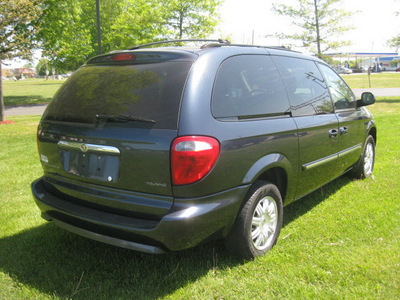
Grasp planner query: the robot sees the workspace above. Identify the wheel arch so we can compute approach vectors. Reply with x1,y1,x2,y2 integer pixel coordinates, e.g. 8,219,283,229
242,153,294,205
368,125,377,144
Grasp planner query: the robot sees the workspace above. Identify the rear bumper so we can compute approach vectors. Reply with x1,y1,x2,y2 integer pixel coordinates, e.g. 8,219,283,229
32,177,249,253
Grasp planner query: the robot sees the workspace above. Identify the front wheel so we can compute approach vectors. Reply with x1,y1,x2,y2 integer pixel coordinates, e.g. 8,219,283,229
224,181,283,259
349,135,375,179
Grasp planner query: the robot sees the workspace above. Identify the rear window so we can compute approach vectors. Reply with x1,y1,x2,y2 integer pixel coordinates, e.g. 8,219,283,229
42,61,193,129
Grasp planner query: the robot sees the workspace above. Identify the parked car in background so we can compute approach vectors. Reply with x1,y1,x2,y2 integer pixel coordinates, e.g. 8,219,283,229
334,66,353,74
350,67,363,73
31,39,377,259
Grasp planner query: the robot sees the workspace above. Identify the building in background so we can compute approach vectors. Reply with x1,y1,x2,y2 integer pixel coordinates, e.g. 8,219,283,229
1,68,36,79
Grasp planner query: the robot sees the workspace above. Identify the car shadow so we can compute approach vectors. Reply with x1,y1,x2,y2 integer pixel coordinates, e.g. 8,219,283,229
0,176,352,299
0,222,242,299
376,98,400,103
4,95,51,106
282,175,352,227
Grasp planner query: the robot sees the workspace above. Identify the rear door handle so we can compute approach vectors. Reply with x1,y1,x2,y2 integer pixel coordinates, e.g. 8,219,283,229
340,126,348,135
329,129,338,138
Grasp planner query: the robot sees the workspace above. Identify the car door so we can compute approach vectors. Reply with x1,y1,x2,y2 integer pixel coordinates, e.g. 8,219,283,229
273,56,340,198
318,64,365,173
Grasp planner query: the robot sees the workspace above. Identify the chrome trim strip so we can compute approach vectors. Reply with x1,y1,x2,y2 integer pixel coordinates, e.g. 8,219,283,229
57,140,120,155
302,153,338,170
338,143,362,158
302,143,363,171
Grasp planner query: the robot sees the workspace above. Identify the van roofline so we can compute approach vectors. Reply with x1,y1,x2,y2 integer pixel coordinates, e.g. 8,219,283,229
126,39,300,54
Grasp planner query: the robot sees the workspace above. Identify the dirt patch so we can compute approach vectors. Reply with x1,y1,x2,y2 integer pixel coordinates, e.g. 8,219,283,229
0,120,16,125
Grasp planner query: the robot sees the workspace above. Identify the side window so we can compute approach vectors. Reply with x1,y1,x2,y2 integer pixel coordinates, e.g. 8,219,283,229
318,64,356,110
273,56,333,117
211,55,290,119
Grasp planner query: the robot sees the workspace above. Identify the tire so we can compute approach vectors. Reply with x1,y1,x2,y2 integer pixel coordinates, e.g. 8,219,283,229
349,135,375,179
224,181,283,259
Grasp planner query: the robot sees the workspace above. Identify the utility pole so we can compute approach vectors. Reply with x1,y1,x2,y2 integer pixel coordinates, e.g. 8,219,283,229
0,60,4,121
96,0,102,55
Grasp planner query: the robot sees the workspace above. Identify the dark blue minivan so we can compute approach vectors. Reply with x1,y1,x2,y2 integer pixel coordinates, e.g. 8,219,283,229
32,40,376,259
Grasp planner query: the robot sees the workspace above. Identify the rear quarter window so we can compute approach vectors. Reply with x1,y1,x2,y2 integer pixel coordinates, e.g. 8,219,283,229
211,55,290,119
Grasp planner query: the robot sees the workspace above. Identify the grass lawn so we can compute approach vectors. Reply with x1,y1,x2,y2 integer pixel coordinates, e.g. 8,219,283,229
2,78,64,106
342,72,400,89
0,97,399,299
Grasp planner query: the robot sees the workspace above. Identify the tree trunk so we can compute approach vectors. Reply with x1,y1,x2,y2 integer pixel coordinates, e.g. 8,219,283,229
313,0,322,59
0,60,4,122
179,7,184,39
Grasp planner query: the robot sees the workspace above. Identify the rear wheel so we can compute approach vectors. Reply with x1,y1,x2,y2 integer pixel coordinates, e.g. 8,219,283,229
225,181,283,259
349,135,375,179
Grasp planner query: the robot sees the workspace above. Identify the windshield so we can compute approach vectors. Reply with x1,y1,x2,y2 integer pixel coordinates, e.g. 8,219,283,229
42,61,193,129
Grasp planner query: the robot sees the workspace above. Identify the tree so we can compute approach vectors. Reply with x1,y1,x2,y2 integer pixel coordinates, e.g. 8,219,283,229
388,35,400,52
272,0,354,59
100,0,168,51
36,58,52,76
161,0,221,39
0,0,41,121
387,10,400,51
23,62,34,68
36,0,222,72
36,0,93,72
36,0,169,71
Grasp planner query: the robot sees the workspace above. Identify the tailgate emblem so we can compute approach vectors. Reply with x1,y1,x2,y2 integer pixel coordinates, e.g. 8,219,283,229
80,144,89,153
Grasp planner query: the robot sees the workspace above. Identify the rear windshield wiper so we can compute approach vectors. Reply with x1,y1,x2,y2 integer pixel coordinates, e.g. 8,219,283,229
95,114,156,124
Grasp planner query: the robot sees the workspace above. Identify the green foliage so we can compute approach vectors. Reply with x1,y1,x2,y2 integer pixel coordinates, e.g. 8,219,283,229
0,0,42,121
161,0,221,39
36,0,222,72
0,0,41,60
100,0,167,51
388,8,400,51
272,0,354,57
36,0,94,72
23,62,34,69
387,35,400,52
35,58,52,76
389,58,400,67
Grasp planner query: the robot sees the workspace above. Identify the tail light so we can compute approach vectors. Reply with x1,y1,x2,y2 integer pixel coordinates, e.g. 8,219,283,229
171,136,220,185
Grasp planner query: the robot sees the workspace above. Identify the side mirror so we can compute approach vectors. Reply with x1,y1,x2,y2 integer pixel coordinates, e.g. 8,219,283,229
357,92,375,107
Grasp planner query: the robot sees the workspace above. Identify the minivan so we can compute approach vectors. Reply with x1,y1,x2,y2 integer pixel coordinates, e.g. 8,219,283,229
32,40,376,259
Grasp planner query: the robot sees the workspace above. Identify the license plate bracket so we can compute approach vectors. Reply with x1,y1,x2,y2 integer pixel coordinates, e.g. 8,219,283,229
60,150,119,182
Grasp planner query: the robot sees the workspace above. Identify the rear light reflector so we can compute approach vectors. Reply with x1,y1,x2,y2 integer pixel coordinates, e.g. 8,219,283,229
171,136,220,185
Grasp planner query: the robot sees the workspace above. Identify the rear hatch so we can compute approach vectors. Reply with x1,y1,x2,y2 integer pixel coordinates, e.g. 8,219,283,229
37,50,196,212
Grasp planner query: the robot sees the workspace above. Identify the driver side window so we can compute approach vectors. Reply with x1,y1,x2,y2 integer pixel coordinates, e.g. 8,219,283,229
319,64,356,110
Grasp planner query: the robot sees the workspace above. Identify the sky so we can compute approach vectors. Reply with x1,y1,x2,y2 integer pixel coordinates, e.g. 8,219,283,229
3,0,400,68
217,0,400,53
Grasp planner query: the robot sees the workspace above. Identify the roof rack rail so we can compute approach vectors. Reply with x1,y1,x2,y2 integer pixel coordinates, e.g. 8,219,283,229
223,43,298,52
129,39,231,50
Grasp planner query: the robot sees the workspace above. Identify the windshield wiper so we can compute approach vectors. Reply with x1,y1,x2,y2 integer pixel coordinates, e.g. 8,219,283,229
95,114,156,124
